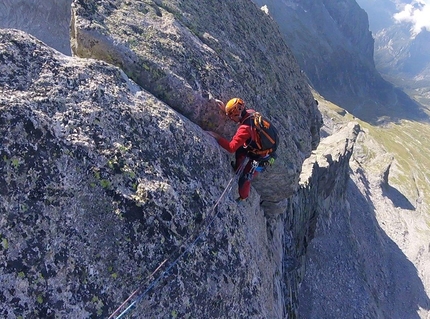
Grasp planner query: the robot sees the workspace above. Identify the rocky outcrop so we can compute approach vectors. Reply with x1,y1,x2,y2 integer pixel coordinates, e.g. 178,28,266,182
283,121,360,317
0,29,380,317
0,28,285,318
70,0,322,205
0,13,321,316
0,2,323,317
275,118,430,319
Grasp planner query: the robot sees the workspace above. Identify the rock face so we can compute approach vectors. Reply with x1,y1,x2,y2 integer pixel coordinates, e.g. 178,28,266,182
0,0,321,314
289,103,430,319
252,0,426,123
0,28,278,318
0,0,73,55
2,1,429,319
293,122,430,319
70,0,322,205
0,29,364,318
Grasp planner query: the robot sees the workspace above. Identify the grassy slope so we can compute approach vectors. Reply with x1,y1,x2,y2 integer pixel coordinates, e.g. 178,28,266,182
381,73,430,113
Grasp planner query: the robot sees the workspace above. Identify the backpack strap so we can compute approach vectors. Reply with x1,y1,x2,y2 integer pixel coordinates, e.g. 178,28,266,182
248,148,273,156
240,111,255,125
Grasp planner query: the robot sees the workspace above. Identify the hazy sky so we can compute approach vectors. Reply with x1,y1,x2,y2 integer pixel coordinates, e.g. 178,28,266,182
394,0,430,36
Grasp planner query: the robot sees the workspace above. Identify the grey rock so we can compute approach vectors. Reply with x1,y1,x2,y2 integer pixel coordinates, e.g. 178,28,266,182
0,14,318,315
0,29,284,318
291,118,430,319
3,1,427,319
70,0,322,204
0,0,73,55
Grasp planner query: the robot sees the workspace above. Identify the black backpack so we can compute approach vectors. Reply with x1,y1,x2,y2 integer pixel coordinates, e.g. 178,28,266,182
245,112,279,156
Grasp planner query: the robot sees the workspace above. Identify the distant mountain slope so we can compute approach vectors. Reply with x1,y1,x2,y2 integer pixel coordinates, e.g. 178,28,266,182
356,0,430,109
253,0,427,123
354,0,397,31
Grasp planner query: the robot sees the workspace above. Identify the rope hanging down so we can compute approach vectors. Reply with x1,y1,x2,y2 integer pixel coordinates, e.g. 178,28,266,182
108,158,250,319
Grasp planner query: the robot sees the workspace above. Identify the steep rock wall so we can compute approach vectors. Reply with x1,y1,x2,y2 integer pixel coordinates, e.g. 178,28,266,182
1,1,324,317
282,121,360,317
70,0,322,206
0,29,288,318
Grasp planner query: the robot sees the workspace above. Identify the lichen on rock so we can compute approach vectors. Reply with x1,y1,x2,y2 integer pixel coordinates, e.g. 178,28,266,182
1,1,322,318
0,29,244,318
0,18,317,316
71,0,323,204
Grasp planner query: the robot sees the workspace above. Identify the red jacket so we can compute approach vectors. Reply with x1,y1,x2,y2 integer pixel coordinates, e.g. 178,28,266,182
218,110,256,153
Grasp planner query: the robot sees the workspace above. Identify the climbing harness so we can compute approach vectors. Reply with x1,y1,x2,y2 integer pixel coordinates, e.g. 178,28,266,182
108,158,250,319
244,155,277,180
244,160,259,180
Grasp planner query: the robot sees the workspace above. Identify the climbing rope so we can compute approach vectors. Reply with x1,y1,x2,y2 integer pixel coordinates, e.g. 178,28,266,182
108,158,250,319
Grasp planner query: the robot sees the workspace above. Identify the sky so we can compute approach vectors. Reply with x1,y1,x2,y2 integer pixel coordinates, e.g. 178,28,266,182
394,0,430,36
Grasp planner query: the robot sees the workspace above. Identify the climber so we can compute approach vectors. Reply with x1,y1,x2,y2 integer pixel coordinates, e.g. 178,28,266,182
207,98,278,203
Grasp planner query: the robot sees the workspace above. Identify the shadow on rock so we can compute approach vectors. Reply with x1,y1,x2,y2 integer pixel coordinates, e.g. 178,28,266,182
347,177,430,319
382,183,415,211
296,172,430,319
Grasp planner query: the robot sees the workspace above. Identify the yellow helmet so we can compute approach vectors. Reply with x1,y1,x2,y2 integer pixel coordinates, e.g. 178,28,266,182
225,98,245,117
